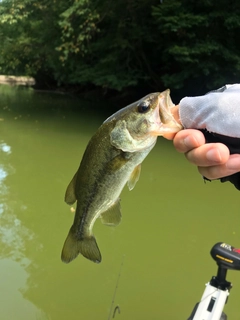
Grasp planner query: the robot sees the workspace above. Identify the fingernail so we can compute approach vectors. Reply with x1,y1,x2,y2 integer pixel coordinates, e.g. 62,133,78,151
206,149,222,162
183,136,194,148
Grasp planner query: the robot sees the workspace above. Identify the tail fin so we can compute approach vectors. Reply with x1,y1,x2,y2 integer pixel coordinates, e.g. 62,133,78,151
61,229,102,264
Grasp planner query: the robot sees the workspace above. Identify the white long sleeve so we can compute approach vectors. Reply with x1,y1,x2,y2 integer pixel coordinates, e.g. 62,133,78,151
179,84,240,138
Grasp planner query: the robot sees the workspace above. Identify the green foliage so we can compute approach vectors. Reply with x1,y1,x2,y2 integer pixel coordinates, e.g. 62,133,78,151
152,0,240,94
1,0,240,95
0,0,62,76
54,0,159,90
57,0,100,60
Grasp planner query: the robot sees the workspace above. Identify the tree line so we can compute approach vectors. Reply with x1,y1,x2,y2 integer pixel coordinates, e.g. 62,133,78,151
1,0,240,98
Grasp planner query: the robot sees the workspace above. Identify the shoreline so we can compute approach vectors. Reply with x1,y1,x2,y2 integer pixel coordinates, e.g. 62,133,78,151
0,75,35,86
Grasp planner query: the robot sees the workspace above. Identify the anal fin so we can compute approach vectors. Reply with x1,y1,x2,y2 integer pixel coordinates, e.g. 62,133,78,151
65,172,77,205
100,199,121,226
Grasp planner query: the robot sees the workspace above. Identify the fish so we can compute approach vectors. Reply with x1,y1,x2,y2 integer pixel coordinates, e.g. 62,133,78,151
61,89,182,264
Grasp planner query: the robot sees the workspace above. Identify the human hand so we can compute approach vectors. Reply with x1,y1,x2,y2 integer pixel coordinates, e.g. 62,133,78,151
164,84,240,189
173,129,240,181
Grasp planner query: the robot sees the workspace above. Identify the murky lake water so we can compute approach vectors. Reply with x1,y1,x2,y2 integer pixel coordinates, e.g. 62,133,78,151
0,85,240,319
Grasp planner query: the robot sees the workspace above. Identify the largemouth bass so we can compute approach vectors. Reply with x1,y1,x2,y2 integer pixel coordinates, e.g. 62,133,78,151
61,90,182,264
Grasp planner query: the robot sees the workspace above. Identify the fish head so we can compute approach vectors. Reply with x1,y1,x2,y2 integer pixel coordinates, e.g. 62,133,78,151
105,90,182,152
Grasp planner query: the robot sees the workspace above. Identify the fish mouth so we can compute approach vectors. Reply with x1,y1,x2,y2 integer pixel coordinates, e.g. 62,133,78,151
152,90,182,136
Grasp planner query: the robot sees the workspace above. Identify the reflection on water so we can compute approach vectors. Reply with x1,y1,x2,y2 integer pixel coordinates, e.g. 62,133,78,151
0,258,50,320
0,84,240,320
0,140,30,262
0,142,11,154
0,142,11,196
0,137,49,319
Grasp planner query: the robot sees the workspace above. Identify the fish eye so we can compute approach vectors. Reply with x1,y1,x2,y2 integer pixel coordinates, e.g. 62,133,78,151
137,101,150,113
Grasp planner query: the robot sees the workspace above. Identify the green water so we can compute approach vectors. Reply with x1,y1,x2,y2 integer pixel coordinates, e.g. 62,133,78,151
0,85,240,320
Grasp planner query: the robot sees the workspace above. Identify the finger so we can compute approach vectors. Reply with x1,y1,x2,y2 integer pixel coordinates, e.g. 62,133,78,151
185,143,230,167
198,154,240,180
173,129,206,153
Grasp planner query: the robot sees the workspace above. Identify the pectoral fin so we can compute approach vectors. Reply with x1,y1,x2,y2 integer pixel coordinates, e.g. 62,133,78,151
100,199,122,226
65,172,77,205
127,164,141,191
